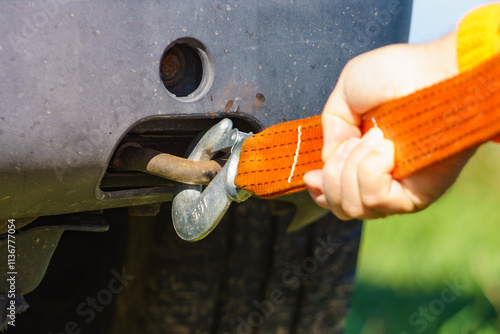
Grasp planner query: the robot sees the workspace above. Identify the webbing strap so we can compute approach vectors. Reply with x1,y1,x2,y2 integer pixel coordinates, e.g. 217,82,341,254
235,52,500,198
234,115,323,199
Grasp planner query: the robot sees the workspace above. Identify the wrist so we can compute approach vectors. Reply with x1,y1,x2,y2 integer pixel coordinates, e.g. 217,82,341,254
417,32,459,84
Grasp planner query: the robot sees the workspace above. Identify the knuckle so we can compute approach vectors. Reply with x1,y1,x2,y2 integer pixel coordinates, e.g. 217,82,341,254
323,161,337,179
341,200,362,219
362,193,383,208
359,191,390,211
357,156,379,177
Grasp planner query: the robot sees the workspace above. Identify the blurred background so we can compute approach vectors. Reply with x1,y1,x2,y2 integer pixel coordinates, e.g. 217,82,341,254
346,0,500,333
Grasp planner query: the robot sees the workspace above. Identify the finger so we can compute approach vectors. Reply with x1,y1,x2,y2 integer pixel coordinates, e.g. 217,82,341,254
339,128,385,219
321,78,362,161
322,138,360,220
321,113,361,162
303,170,329,209
357,137,415,214
322,72,363,125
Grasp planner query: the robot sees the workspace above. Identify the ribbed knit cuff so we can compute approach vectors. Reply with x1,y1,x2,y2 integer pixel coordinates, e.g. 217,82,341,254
457,3,500,142
457,3,500,73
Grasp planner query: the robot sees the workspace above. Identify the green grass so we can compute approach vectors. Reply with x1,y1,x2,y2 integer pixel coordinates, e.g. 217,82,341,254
346,142,500,334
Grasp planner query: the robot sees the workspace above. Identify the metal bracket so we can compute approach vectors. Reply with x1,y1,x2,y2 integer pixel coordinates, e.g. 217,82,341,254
172,119,252,241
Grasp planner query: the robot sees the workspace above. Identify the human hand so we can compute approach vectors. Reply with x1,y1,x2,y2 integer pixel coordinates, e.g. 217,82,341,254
303,33,476,220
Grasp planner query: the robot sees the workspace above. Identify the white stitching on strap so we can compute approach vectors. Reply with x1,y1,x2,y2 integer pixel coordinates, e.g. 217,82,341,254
288,125,302,184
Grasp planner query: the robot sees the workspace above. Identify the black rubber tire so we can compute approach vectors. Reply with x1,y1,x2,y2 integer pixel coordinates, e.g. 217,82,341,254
11,199,361,334
110,199,361,334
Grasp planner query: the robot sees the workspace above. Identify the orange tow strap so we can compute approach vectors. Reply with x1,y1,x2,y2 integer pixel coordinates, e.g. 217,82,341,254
235,52,500,199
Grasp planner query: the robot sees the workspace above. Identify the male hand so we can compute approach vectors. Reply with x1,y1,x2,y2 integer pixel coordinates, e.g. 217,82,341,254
303,33,476,220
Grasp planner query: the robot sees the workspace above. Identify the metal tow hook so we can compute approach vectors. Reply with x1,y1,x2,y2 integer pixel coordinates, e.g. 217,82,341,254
172,119,252,241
